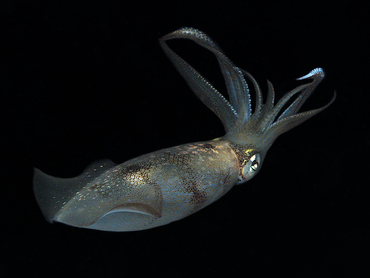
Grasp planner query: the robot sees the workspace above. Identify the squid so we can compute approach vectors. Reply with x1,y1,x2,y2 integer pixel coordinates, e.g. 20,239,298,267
33,27,335,231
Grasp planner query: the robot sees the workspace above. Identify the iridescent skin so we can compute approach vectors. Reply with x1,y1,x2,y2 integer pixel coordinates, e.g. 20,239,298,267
33,27,335,231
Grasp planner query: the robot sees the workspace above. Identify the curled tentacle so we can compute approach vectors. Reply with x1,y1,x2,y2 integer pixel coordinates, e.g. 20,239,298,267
160,27,252,132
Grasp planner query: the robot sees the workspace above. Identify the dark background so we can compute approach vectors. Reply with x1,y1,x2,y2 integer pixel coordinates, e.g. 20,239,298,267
2,0,368,276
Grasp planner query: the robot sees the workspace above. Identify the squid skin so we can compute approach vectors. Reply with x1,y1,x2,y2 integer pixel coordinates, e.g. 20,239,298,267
33,27,335,231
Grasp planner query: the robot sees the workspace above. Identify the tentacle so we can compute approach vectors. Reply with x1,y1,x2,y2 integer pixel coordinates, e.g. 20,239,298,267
168,27,251,121
278,68,325,120
160,28,335,151
159,33,237,132
160,27,251,131
234,67,335,149
264,82,311,128
240,69,263,119
257,80,276,129
265,92,336,141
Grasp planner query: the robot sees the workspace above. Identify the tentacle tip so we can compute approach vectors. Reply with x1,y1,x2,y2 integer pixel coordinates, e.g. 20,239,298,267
331,90,337,103
319,90,336,111
296,67,325,81
266,79,272,85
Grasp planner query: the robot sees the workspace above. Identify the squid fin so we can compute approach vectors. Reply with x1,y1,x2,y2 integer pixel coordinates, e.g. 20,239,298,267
33,159,116,223
33,159,163,227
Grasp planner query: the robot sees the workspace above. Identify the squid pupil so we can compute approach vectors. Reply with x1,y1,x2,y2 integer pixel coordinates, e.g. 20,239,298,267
251,161,259,171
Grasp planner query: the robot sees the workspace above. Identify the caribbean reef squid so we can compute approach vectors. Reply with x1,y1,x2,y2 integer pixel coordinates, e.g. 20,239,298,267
33,27,335,231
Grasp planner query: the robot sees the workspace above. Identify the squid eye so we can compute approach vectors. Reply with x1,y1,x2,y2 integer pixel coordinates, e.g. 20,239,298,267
242,154,261,180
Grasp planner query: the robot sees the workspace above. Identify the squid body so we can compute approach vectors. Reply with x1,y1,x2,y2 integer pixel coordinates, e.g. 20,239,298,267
33,27,335,231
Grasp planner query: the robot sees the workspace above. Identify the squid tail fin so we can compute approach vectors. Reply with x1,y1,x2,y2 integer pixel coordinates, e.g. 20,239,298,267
33,160,116,223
